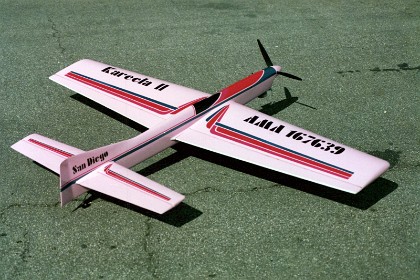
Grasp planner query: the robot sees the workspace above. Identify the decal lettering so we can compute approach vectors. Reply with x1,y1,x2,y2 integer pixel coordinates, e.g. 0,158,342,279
72,151,109,174
110,70,126,77
154,83,170,91
244,115,345,155
285,130,346,154
87,151,109,166
244,115,285,134
269,125,285,134
139,78,152,86
101,67,168,91
101,66,113,73
72,163,86,174
244,116,258,124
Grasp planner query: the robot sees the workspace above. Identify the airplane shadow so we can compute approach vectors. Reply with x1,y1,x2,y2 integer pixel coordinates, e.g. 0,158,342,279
260,87,316,116
74,192,202,228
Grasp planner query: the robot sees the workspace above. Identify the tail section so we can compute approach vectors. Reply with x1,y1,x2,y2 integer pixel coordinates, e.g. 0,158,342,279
56,138,186,212
60,149,185,212
59,135,133,194
11,134,124,206
13,133,185,213
11,134,90,205
11,134,84,174
58,136,133,206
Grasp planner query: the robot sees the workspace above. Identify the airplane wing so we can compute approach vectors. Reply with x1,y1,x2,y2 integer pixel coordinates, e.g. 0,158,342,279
75,162,185,214
49,59,210,128
173,102,390,194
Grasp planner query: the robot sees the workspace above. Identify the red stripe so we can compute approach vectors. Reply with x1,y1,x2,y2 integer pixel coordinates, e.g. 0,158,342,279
217,71,264,104
206,106,229,129
28,138,73,158
65,72,173,114
211,126,352,179
104,164,170,201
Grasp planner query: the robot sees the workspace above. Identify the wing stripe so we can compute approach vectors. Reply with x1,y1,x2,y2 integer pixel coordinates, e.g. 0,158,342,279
65,71,177,114
28,138,74,158
103,164,171,201
210,123,353,179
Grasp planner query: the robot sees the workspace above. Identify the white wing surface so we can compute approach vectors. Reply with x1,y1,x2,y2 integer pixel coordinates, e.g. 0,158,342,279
11,134,84,174
75,162,185,214
173,102,390,194
50,59,210,128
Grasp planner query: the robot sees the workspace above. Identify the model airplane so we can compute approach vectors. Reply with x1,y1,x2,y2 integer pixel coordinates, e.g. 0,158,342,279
12,40,390,214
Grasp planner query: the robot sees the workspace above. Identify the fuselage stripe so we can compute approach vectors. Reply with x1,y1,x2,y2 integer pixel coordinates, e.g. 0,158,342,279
215,70,265,105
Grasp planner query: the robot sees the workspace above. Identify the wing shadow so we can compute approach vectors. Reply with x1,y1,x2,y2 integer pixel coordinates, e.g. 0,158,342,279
70,94,148,132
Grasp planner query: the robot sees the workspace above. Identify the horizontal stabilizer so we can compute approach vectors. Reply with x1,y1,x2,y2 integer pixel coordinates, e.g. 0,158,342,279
75,162,185,214
11,134,84,174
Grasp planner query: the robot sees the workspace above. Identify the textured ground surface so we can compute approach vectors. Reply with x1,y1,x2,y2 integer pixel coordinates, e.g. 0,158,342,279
1,0,419,279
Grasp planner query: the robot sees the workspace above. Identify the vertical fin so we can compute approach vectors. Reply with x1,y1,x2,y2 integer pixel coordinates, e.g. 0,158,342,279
59,143,120,205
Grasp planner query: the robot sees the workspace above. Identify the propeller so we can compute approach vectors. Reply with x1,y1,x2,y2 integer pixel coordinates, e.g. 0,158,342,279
257,39,302,81
257,39,274,67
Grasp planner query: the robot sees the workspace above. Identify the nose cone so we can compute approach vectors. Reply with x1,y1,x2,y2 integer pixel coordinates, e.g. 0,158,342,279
272,65,281,72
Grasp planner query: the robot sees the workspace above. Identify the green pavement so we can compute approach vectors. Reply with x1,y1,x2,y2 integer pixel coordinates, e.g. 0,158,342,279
1,0,419,279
